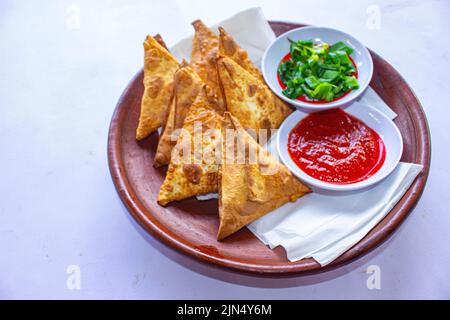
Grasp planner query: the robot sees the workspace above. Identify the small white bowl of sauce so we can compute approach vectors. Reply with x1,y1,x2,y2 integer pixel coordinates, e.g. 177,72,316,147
262,26,373,112
277,102,403,192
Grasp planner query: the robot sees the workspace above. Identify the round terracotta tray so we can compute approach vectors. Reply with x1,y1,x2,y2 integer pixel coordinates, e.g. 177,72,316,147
108,21,431,276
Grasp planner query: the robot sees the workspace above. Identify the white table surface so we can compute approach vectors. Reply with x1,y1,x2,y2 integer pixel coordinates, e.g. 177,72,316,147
1,0,449,299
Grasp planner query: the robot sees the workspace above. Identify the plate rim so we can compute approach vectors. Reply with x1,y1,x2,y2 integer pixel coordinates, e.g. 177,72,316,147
107,21,431,276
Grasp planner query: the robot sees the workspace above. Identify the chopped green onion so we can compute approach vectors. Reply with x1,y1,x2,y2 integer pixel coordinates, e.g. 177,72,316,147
278,38,359,101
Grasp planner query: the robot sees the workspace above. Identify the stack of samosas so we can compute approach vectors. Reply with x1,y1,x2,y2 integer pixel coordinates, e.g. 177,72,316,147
136,21,310,240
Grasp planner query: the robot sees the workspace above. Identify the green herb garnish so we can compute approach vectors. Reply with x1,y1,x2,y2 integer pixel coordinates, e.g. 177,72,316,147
278,39,359,101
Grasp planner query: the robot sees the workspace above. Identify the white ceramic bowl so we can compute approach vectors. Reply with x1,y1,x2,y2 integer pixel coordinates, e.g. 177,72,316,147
277,102,403,192
262,26,373,112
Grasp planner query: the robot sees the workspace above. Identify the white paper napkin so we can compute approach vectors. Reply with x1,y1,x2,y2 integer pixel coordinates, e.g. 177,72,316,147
168,7,423,265
248,161,422,265
170,7,276,67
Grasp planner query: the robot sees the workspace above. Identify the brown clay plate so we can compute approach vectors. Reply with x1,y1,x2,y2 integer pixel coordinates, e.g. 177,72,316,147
108,21,431,276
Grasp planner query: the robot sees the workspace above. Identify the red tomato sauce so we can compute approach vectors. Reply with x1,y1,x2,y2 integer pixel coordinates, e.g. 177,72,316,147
277,52,358,104
288,109,386,184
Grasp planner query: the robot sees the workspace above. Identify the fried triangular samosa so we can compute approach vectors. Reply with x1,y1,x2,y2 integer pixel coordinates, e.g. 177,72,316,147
190,20,225,112
154,62,204,167
157,91,223,206
136,35,179,141
217,113,310,240
218,26,263,81
217,56,292,137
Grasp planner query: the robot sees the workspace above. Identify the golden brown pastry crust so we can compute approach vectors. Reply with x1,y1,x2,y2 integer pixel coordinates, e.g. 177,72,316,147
218,26,264,81
157,88,223,206
217,56,292,138
136,35,179,141
154,63,204,167
190,20,225,113
153,34,168,49
217,113,310,240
